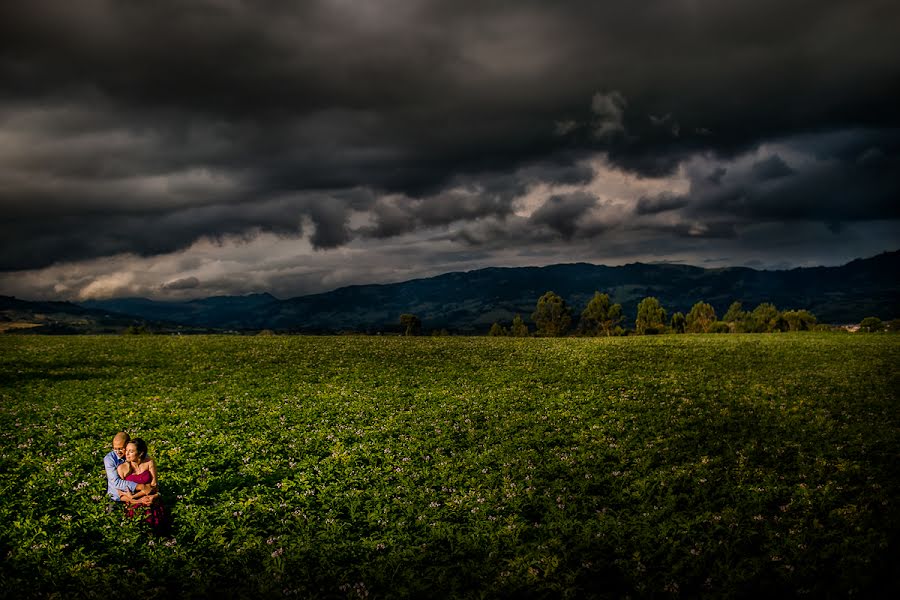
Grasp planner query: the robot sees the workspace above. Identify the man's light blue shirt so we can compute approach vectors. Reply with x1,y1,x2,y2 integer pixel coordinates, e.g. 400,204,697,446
104,450,137,500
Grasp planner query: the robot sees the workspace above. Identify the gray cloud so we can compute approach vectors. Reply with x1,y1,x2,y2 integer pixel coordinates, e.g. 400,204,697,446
635,193,689,215
750,155,795,180
638,130,900,227
591,91,628,140
0,0,898,294
530,193,598,239
161,276,199,291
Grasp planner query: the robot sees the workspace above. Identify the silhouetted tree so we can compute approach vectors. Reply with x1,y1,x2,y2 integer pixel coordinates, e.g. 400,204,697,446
859,316,883,332
489,322,507,337
749,303,781,333
510,314,529,337
709,321,731,333
782,309,817,331
723,301,748,332
399,314,421,336
635,297,666,334
123,324,151,335
686,301,717,333
670,312,686,333
532,291,572,337
579,292,623,336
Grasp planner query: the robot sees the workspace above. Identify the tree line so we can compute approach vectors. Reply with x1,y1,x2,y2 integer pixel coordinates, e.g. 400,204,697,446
480,291,892,337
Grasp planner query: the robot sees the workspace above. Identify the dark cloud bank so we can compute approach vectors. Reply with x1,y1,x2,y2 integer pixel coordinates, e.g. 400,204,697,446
1,1,898,290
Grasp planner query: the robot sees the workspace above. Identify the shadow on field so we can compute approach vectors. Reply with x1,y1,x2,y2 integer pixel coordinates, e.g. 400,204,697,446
0,359,161,387
0,368,120,386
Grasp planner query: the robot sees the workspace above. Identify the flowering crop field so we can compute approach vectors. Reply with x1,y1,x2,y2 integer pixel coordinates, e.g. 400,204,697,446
1,334,898,598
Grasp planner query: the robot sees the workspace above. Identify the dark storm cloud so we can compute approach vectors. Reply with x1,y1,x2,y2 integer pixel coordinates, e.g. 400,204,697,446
635,194,690,215
638,129,900,226
357,158,594,239
750,155,794,181
1,0,898,273
529,193,597,239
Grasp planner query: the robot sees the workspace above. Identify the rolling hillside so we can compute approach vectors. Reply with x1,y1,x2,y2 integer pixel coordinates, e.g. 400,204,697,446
69,250,900,333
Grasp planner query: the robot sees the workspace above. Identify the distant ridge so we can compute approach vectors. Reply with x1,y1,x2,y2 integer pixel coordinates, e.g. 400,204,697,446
3,250,897,333
69,250,900,332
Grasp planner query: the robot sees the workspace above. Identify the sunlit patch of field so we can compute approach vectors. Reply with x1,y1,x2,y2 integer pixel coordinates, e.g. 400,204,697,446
0,334,898,598
0,322,41,332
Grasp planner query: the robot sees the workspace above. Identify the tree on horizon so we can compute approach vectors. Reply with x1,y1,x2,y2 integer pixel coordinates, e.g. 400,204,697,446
635,297,667,335
579,292,623,336
532,292,572,337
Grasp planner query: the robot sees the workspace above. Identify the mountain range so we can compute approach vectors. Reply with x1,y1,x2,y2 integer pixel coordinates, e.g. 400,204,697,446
3,250,898,334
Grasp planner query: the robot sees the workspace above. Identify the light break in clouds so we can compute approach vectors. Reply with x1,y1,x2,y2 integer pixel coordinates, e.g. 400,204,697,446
0,1,898,299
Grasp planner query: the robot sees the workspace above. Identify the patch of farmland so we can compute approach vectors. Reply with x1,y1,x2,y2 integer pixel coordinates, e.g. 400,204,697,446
0,334,898,598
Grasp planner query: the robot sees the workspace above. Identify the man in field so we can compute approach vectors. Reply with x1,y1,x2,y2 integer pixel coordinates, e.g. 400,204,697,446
103,431,147,502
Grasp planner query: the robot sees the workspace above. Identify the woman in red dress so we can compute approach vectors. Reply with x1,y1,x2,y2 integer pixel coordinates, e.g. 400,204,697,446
117,438,169,533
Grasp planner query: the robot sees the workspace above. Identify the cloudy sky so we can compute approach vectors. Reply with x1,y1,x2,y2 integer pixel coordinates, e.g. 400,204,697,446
1,0,898,300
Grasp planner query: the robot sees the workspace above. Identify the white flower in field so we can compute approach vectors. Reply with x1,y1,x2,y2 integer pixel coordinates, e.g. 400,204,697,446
271,547,284,558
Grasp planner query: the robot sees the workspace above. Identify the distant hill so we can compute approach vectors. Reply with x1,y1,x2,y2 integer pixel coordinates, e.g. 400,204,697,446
69,250,899,333
0,296,146,334
0,296,213,334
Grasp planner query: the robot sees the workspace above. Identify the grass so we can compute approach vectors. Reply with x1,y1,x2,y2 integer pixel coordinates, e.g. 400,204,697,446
0,333,898,598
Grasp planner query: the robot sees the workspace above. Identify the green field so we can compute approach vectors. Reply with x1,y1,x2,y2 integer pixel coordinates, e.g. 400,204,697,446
1,334,898,598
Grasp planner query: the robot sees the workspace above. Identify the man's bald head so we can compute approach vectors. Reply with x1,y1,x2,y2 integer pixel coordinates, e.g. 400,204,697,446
112,432,130,459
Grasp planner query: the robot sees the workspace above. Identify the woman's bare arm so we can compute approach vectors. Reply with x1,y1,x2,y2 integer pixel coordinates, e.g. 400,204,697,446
148,459,158,489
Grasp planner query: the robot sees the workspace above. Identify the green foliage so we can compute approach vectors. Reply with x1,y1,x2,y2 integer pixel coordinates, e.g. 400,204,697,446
709,320,731,333
531,291,572,337
488,322,507,337
749,303,782,333
723,302,752,333
859,316,884,333
579,292,623,336
686,301,717,333
123,324,151,335
723,301,746,323
670,312,686,333
781,310,817,332
635,297,667,335
509,314,529,338
399,313,422,336
1,335,898,598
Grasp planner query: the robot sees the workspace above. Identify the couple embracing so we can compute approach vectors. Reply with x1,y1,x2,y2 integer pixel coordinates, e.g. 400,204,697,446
103,431,169,532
